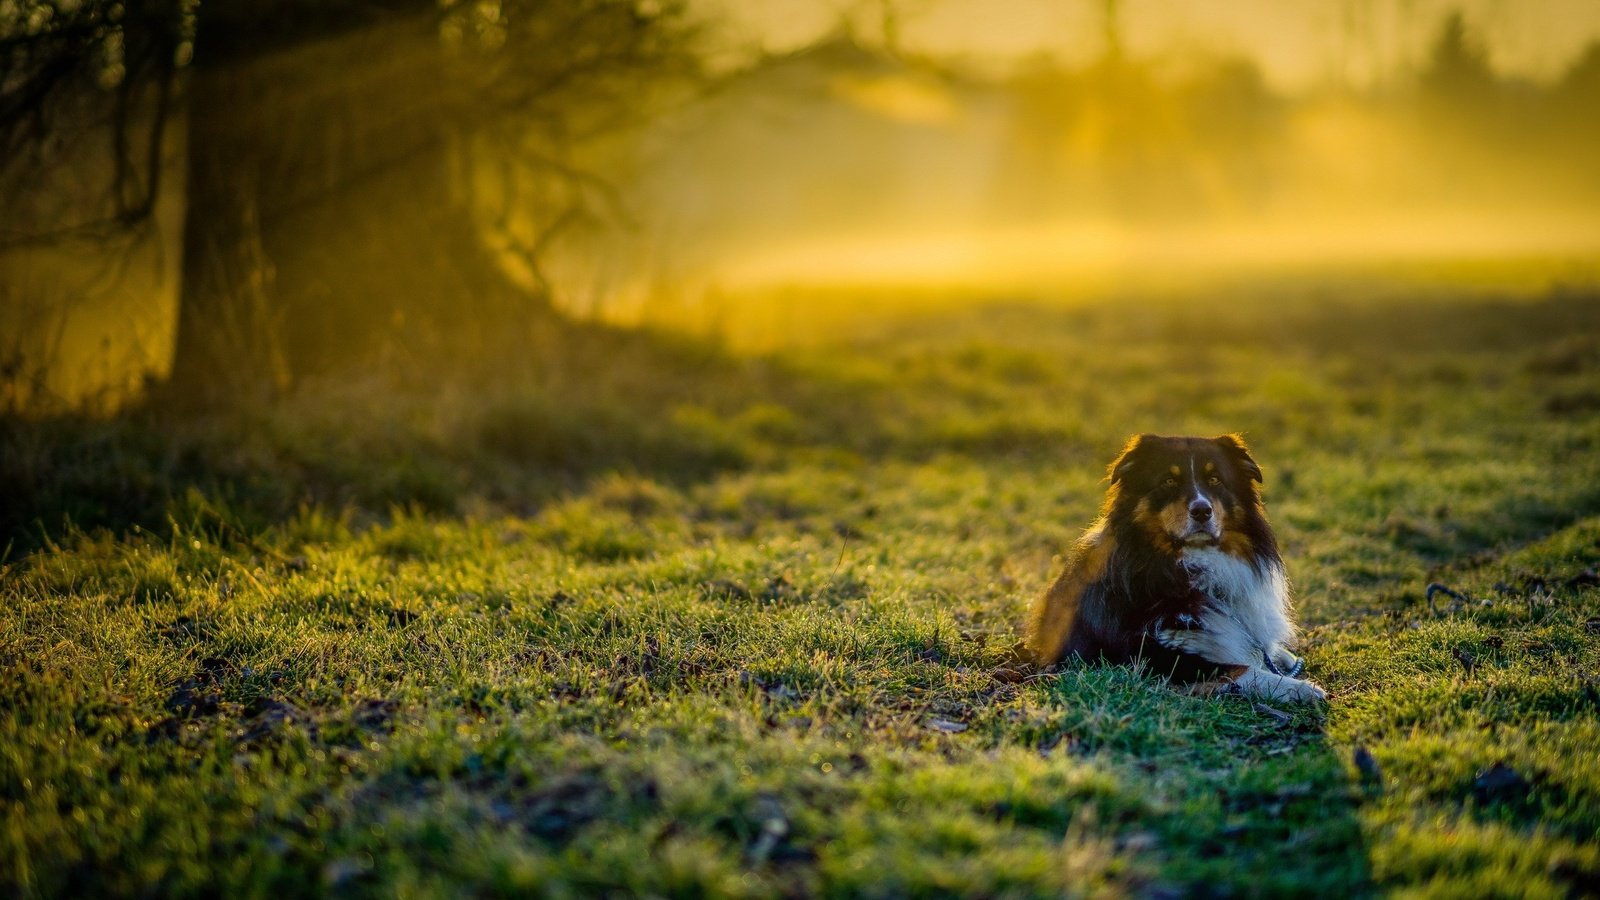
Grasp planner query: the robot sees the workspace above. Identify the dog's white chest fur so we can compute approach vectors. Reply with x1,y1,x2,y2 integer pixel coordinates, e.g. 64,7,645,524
1180,547,1294,652
1158,547,1324,701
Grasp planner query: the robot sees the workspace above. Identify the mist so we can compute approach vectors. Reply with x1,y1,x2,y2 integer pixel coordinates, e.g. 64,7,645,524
4,1,1600,407
567,5,1600,317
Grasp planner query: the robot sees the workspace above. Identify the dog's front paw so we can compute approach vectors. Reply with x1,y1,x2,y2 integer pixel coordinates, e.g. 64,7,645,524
1155,627,1199,652
1282,677,1326,703
1266,647,1305,678
1267,672,1331,701
1153,612,1203,647
1234,669,1327,703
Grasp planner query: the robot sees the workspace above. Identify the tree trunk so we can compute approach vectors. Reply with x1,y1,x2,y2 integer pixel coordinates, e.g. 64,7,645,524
167,60,290,402
167,8,538,404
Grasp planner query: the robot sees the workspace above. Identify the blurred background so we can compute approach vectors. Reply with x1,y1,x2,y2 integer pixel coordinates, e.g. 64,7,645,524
4,0,1600,411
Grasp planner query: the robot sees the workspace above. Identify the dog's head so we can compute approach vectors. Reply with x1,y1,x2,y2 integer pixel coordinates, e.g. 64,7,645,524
1104,433,1265,552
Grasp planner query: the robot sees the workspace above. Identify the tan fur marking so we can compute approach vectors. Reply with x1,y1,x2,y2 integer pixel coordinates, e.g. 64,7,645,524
1169,464,1181,476
1183,665,1253,697
1204,461,1216,472
1025,528,1115,665
1131,499,1170,549
1154,499,1191,543
1219,530,1255,560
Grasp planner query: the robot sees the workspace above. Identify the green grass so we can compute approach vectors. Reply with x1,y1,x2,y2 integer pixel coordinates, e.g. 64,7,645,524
4,281,1600,897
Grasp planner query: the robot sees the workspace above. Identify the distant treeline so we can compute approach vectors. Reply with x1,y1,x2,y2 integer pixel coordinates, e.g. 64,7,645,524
2,5,1598,412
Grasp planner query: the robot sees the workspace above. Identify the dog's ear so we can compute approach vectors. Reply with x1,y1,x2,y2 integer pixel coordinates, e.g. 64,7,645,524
1108,433,1157,484
1214,433,1262,482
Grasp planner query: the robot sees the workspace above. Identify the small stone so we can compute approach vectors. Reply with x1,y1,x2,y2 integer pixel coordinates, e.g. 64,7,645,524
1473,762,1531,805
322,856,369,887
1120,831,1160,853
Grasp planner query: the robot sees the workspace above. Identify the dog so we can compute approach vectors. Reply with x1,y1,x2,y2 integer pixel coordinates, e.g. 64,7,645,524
1024,433,1325,702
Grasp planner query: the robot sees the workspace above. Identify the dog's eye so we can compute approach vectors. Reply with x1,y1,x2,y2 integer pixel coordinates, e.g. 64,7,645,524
1164,477,1178,486
1207,475,1221,485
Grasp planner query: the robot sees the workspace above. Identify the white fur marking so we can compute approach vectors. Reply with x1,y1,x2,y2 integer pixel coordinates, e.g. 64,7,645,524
1181,548,1294,651
1156,606,1263,667
1188,458,1207,511
1155,546,1326,702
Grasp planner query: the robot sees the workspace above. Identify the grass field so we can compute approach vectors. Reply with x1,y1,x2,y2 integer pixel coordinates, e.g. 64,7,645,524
5,274,1600,897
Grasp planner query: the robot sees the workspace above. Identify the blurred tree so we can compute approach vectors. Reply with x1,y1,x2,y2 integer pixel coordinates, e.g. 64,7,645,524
1420,10,1495,105
1177,58,1283,209
1556,40,1600,111
1545,40,1600,185
0,1,184,240
1,0,695,403
994,57,1082,219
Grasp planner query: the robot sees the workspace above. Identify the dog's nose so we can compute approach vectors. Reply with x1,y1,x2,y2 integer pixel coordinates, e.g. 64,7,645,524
1189,500,1213,522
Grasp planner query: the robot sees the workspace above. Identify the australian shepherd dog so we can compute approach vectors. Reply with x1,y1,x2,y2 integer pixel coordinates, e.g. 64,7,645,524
1024,434,1326,702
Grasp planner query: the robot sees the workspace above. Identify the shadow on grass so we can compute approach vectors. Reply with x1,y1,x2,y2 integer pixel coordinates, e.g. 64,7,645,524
6,284,1600,561
1,320,760,553
1018,665,1372,894
0,305,1106,554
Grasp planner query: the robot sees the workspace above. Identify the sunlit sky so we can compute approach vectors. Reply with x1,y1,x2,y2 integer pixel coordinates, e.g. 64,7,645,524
701,0,1600,89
